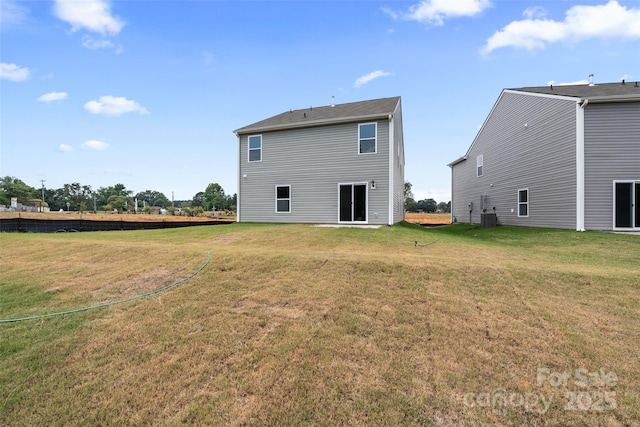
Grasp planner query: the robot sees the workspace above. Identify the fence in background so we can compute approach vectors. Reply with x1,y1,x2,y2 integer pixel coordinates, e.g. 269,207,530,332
0,218,230,233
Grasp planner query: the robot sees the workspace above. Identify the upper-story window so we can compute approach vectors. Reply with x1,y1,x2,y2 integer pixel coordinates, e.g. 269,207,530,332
359,123,377,154
248,135,262,162
477,154,484,177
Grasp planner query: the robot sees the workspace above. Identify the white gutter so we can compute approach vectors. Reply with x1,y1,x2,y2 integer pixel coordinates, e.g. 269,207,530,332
582,94,640,103
447,156,467,167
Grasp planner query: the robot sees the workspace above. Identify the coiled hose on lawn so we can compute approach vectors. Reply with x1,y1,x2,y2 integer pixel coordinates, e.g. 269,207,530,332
0,252,210,324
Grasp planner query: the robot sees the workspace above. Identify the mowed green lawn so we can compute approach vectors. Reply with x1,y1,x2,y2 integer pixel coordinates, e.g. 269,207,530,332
1,223,638,426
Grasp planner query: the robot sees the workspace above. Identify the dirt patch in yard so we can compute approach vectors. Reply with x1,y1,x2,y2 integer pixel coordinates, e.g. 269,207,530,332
405,212,451,225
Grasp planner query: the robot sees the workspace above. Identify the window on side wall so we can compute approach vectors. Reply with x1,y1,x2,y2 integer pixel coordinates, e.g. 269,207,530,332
359,123,377,154
248,135,262,162
518,188,529,217
276,185,291,213
477,154,483,177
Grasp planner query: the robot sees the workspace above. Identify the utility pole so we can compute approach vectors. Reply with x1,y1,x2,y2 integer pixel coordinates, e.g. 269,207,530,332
40,179,46,212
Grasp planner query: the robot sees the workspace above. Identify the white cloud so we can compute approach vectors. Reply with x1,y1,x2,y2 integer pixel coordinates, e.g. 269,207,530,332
0,62,31,82
547,79,589,86
522,6,547,20
84,96,149,116
482,1,640,54
385,0,491,25
81,140,109,151
81,36,123,53
82,38,113,49
0,0,28,25
354,70,392,88
413,188,451,203
58,144,74,152
38,92,69,103
53,0,124,35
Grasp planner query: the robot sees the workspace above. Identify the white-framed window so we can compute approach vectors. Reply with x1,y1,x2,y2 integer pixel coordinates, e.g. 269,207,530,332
477,154,483,177
276,185,291,213
248,135,262,162
518,188,529,217
358,123,377,154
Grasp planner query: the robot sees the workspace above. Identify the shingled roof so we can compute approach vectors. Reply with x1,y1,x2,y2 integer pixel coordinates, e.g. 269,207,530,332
510,81,640,99
235,96,401,135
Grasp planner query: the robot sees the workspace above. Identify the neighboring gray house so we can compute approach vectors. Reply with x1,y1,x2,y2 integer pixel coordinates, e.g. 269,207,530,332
234,96,405,225
449,80,640,231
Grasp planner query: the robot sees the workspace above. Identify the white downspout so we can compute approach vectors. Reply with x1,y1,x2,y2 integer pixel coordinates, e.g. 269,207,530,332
388,114,395,225
576,99,587,231
450,166,454,224
236,133,241,223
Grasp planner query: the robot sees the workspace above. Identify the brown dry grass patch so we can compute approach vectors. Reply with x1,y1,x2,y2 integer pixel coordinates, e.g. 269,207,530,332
406,212,451,225
1,224,638,426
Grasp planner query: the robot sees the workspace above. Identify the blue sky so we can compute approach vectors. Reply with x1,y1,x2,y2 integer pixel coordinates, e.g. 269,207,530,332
1,0,639,202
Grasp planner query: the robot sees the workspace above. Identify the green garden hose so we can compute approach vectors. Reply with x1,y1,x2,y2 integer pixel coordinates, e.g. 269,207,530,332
0,252,210,323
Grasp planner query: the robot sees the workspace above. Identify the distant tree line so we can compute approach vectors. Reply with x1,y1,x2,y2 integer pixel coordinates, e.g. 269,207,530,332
0,176,236,214
404,181,450,213
2,177,444,214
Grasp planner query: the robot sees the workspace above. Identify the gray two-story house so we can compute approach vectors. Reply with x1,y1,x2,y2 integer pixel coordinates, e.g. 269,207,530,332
234,96,405,225
449,81,640,231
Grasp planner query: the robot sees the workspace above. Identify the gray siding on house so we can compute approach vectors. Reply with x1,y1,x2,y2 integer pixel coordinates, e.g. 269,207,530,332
451,91,578,228
391,101,406,224
239,120,391,224
584,102,640,230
